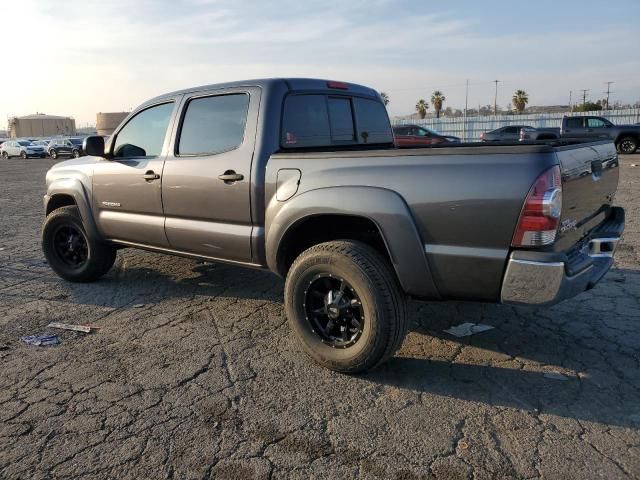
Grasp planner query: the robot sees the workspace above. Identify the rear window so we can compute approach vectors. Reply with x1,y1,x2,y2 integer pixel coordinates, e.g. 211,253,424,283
352,98,393,144
281,94,392,148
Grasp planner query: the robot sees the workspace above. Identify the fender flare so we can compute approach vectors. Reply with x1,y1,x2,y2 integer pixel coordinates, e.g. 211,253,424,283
266,186,440,299
45,178,102,241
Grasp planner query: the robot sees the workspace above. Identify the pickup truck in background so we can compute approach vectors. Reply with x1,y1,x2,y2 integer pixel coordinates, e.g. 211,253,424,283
42,78,625,373
520,115,640,154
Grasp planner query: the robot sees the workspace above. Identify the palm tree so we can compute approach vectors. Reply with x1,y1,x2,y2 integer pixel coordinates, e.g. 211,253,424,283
512,90,529,114
431,91,446,118
415,99,429,119
379,92,390,107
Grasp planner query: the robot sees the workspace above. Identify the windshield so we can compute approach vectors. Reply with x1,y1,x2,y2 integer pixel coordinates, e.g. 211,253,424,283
18,141,32,146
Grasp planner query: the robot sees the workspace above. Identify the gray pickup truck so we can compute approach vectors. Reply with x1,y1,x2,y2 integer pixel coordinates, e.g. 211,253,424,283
521,115,640,154
42,78,625,373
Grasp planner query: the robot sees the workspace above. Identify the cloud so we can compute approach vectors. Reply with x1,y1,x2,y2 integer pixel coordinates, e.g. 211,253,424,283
1,0,638,125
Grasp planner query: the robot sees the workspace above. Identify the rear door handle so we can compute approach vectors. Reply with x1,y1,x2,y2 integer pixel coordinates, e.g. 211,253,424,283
143,171,160,181
218,170,244,184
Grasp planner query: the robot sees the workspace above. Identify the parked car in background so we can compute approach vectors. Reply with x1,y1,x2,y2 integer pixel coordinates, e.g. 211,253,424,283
31,140,51,152
48,137,85,159
480,125,532,142
521,116,640,154
1,140,47,159
393,125,460,147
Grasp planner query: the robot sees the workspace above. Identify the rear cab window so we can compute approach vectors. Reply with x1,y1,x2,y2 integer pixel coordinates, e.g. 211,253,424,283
281,93,393,149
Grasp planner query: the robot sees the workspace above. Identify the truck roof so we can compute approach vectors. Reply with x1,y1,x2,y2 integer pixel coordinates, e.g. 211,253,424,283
147,78,380,104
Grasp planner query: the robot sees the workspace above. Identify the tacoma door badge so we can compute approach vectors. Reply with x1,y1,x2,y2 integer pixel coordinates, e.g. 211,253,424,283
102,201,121,207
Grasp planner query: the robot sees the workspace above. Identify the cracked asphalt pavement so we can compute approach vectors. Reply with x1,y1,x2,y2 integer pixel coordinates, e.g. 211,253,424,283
1,155,639,479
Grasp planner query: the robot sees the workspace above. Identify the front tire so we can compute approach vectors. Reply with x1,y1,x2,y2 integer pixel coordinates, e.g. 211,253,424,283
1,151,8,160
42,206,116,282
20,151,27,159
617,137,637,154
284,240,408,373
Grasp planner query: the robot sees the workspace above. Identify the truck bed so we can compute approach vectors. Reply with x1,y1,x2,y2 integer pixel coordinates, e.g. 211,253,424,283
266,139,619,301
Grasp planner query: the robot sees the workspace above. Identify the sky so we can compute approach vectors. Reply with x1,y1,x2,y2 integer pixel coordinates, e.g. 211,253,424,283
1,0,639,126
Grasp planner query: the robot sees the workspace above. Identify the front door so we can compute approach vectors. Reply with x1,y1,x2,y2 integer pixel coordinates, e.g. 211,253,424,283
161,87,259,263
92,100,178,247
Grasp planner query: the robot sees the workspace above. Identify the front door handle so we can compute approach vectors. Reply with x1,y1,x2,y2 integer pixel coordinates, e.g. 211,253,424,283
143,171,160,181
218,170,244,184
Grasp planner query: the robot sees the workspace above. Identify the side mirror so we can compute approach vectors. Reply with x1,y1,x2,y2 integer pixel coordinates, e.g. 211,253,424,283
83,136,106,157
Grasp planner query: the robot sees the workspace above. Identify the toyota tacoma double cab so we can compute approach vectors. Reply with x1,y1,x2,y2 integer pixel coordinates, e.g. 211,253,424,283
42,78,624,373
521,115,640,154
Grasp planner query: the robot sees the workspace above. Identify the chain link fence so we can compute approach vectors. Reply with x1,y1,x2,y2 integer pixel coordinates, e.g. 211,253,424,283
393,108,640,141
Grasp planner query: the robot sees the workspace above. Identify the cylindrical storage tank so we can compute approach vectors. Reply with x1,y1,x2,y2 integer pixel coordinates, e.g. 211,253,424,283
96,112,129,136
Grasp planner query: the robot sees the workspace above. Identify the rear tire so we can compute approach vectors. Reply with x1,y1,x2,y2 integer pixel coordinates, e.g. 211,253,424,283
284,240,408,373
72,149,80,158
50,149,58,159
42,206,116,282
1,151,8,160
617,137,637,154
20,151,27,159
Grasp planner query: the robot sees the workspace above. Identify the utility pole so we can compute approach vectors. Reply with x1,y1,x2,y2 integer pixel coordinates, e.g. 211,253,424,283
463,79,469,141
603,81,614,110
569,91,573,112
580,89,589,107
493,80,500,116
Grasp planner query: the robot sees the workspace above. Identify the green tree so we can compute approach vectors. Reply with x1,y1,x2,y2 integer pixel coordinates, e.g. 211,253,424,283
512,90,529,114
431,91,446,118
379,92,390,106
415,99,429,119
573,101,603,112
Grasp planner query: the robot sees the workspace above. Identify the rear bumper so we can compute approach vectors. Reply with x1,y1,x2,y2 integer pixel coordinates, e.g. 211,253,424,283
501,207,624,305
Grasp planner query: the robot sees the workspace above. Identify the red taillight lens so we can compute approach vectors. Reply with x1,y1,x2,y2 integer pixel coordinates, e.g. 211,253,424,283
480,132,485,140
512,165,562,247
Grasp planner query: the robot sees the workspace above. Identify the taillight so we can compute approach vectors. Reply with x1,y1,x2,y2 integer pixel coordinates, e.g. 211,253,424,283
480,132,485,140
512,165,562,247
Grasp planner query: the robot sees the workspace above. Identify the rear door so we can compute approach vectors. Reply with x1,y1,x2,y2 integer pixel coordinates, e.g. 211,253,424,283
161,87,259,263
562,117,587,137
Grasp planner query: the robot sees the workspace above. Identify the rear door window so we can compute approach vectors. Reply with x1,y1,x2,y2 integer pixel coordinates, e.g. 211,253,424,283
565,118,584,129
178,93,249,156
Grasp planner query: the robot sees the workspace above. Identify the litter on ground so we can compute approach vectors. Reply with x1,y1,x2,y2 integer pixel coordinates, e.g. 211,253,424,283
21,334,60,346
443,322,495,338
47,322,92,333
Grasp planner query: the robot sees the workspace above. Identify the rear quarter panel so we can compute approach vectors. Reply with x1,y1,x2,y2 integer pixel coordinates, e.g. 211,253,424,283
266,146,558,301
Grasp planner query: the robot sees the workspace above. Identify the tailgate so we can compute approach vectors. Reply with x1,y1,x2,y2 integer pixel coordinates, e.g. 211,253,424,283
553,140,619,251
